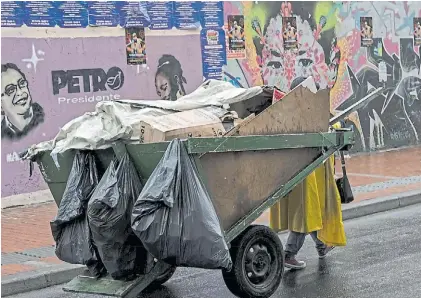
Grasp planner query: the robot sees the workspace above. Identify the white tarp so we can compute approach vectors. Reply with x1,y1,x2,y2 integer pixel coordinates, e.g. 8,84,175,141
22,80,263,161
116,79,263,111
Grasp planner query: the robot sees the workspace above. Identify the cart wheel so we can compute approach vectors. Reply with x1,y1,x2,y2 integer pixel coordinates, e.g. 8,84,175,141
222,225,284,298
151,265,176,287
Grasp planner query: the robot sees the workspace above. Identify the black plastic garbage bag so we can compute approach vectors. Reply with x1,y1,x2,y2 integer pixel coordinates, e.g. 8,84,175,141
51,216,99,266
50,151,105,277
131,139,232,270
88,154,145,280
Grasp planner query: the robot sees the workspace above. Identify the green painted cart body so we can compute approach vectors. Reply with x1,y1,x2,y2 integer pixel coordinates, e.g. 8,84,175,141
35,130,354,298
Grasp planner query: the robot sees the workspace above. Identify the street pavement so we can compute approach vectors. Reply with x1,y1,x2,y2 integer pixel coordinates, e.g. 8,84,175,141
7,203,421,298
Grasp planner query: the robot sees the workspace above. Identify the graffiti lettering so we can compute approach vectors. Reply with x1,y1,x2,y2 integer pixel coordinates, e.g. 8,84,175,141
6,152,22,163
51,67,125,95
337,37,421,151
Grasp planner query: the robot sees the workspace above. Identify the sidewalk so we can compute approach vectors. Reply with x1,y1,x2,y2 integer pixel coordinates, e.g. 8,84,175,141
2,147,421,283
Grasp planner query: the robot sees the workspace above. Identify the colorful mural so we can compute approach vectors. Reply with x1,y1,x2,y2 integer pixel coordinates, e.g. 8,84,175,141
222,1,421,152
2,1,421,198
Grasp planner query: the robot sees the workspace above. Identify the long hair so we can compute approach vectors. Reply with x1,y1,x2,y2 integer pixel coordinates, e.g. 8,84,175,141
155,54,187,100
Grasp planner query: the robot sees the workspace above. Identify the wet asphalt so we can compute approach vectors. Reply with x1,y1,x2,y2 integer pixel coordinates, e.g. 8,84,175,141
8,203,421,298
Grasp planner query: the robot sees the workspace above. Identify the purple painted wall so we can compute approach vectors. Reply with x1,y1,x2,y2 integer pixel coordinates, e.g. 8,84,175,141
1,34,203,197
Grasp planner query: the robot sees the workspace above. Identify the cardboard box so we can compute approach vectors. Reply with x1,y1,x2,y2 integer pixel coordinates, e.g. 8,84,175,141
137,107,228,143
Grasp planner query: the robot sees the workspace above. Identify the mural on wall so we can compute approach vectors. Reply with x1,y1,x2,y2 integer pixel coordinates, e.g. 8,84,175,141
2,1,421,198
1,63,45,140
1,33,203,197
222,1,421,152
155,54,187,101
337,37,421,151
333,1,421,151
222,1,341,91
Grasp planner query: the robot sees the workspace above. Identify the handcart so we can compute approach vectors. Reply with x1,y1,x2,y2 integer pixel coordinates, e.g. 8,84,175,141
33,129,353,298
32,85,363,298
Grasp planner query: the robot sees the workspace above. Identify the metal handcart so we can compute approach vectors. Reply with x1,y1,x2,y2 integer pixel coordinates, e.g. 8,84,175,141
32,85,381,298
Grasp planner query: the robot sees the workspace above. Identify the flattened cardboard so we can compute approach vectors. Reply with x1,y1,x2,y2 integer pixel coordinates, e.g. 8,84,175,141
137,107,227,143
199,77,330,230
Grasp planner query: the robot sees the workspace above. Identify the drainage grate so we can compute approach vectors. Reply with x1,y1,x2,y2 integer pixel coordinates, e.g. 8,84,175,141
353,176,421,194
1,246,56,265
1,253,39,265
15,246,56,259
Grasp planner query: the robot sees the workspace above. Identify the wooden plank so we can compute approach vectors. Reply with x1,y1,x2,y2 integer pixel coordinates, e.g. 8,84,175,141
199,82,330,230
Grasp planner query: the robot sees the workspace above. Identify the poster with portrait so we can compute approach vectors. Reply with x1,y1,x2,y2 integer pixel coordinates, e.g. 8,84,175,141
125,27,146,65
226,15,246,59
414,17,421,46
282,16,298,50
360,17,373,47
227,15,245,50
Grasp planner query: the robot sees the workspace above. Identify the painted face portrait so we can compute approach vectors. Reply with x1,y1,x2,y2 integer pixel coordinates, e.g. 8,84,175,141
2,67,32,119
155,71,172,100
155,55,187,101
1,63,44,140
259,15,330,92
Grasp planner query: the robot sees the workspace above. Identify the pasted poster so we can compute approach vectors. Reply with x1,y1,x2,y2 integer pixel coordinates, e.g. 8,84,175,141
55,1,89,28
88,1,119,27
227,15,245,50
226,15,246,59
360,17,373,47
24,1,56,27
414,17,421,46
282,16,298,50
147,1,173,30
201,29,227,80
173,1,201,30
1,1,25,27
118,1,150,28
125,27,146,65
200,1,224,30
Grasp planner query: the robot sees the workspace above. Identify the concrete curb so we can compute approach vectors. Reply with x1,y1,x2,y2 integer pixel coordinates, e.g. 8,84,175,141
341,189,421,220
1,189,53,209
2,190,421,297
1,264,84,297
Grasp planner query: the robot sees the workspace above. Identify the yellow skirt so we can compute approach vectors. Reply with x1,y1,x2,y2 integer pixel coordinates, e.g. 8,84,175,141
269,156,346,246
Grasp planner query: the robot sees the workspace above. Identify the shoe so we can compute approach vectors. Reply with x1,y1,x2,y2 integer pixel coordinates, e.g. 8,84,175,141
284,257,306,270
318,246,335,259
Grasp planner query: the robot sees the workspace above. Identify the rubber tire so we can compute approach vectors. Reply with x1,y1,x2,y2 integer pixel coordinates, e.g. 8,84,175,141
222,225,284,298
151,265,176,286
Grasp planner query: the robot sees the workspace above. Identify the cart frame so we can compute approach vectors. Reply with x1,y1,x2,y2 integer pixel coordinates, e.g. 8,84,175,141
58,130,354,298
